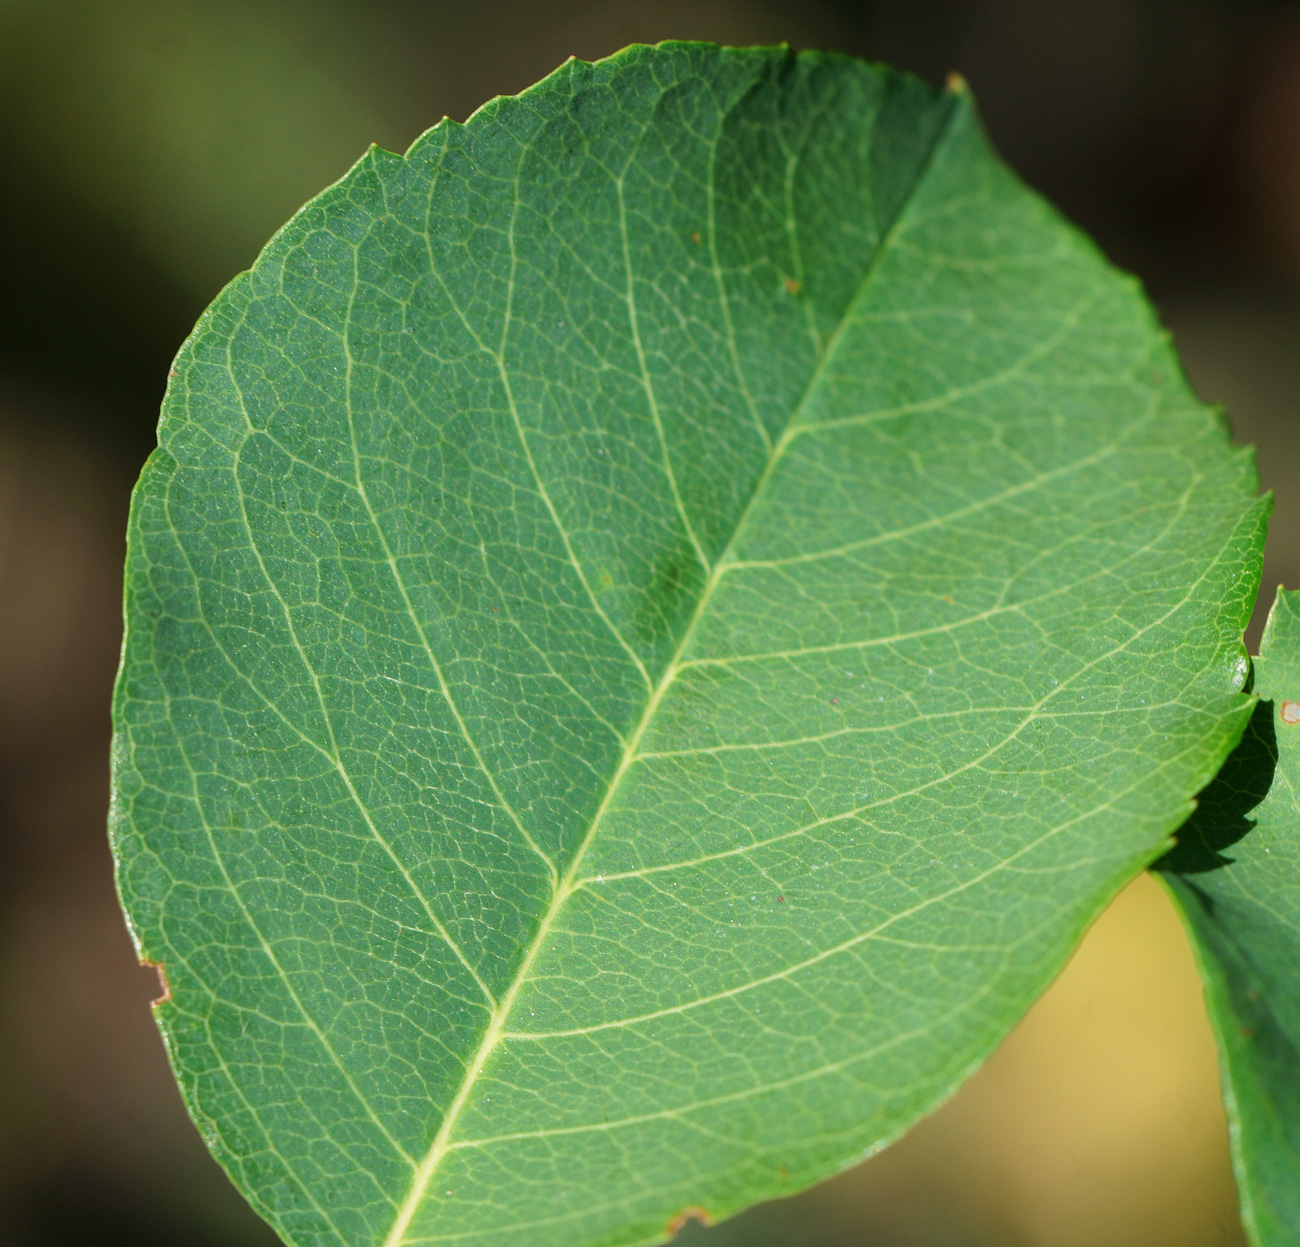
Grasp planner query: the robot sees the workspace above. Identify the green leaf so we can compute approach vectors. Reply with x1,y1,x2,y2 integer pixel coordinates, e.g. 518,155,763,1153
111,42,1265,1247
1161,589,1300,1245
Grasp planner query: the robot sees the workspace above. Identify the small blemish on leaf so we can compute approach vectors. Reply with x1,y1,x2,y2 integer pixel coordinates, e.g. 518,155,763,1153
143,959,171,1005
666,1207,712,1237
1282,701,1300,724
690,231,702,245
783,277,801,295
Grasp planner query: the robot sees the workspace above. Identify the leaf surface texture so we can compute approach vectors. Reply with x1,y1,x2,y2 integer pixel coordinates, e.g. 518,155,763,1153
112,43,1264,1247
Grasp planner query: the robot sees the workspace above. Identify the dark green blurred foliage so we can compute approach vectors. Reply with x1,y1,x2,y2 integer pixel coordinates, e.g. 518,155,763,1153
3,2,1300,1245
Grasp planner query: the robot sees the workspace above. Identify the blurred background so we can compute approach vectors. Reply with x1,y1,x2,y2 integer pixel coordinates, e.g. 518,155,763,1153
1,1,1298,1243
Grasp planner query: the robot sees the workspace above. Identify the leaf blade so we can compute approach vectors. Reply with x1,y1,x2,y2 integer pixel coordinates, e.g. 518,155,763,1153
113,42,1265,1247
1162,589,1300,1245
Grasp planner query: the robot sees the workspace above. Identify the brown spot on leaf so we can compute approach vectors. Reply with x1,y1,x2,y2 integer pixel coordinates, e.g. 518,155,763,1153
1282,700,1300,724
690,231,702,245
783,277,801,295
666,1207,712,1237
142,959,171,1005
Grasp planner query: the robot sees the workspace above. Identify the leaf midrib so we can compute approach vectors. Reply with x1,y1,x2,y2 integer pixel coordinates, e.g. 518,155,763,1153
378,83,962,1247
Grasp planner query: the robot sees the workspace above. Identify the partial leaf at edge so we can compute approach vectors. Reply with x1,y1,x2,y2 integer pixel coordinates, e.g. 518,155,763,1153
1161,588,1300,1245
112,42,1266,1247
